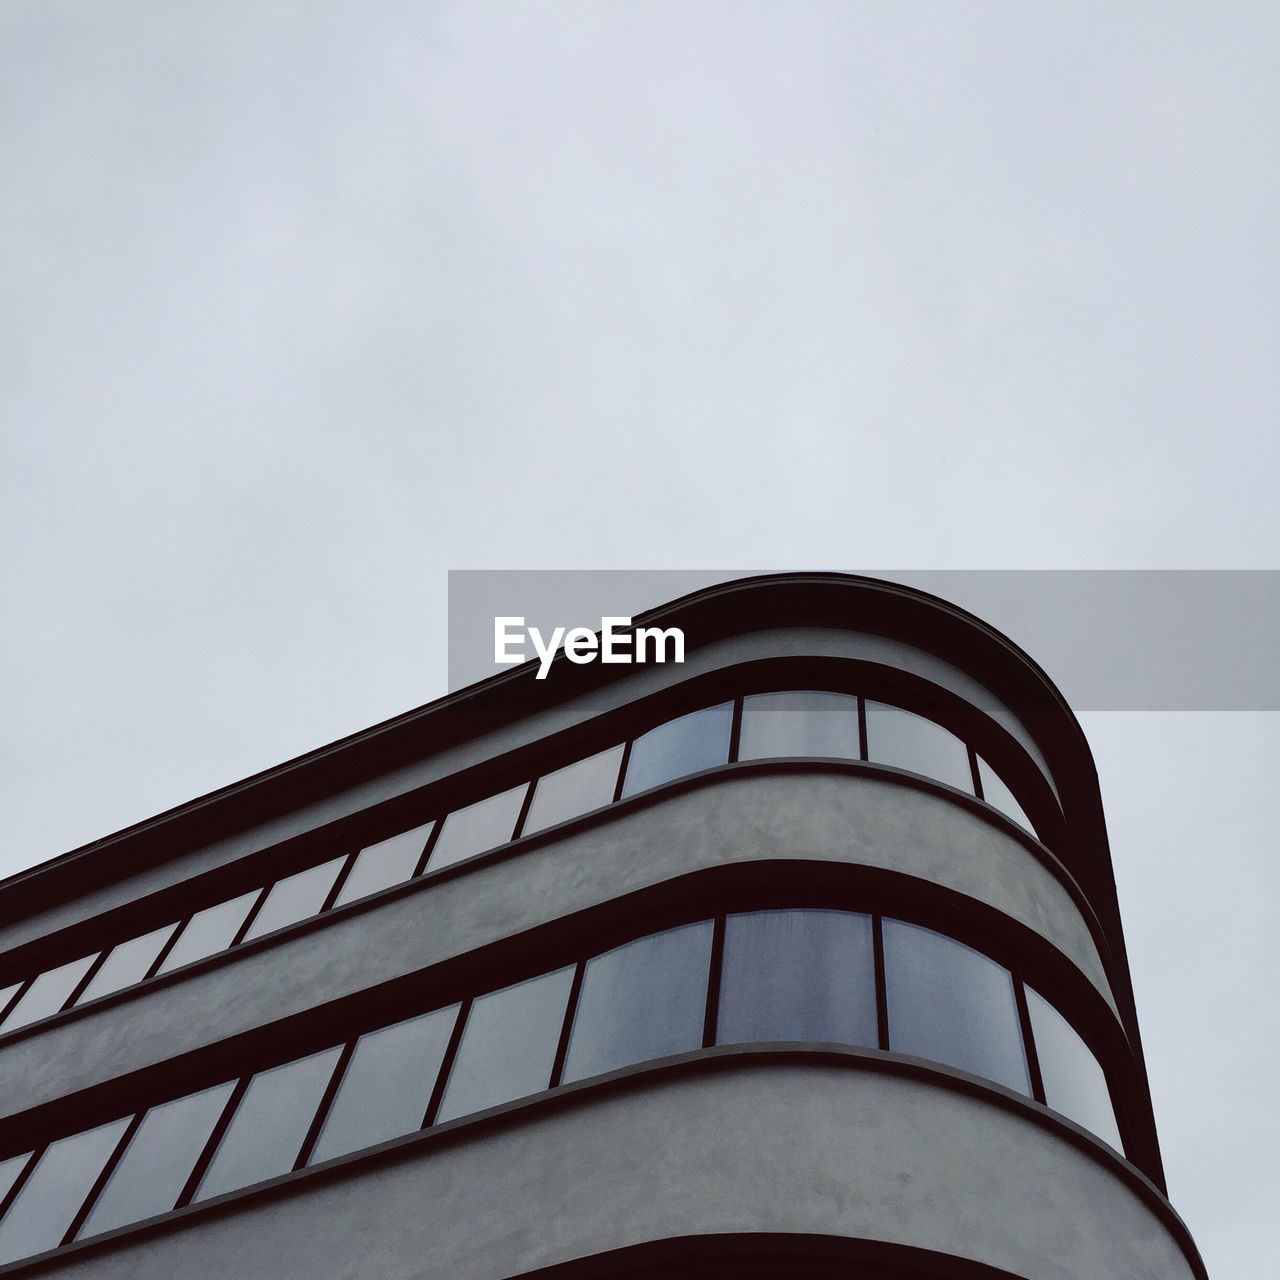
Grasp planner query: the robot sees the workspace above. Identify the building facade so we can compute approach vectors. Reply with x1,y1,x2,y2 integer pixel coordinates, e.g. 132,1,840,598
0,574,1205,1279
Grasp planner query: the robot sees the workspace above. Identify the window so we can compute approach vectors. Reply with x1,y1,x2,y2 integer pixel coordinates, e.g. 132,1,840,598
864,702,973,793
75,924,178,1006
436,968,574,1122
332,821,435,909
0,1154,29,1208
718,909,877,1048
0,954,98,1033
1025,986,1122,1150
310,1005,459,1164
428,784,527,873
192,1047,342,1203
241,856,347,943
563,922,714,1082
77,1082,236,1239
156,891,260,975
0,1119,129,1265
737,691,860,762
883,920,1030,1095
523,744,626,835
976,754,1035,835
620,703,733,798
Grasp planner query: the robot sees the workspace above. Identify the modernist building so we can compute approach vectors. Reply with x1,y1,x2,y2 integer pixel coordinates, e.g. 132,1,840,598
0,574,1205,1279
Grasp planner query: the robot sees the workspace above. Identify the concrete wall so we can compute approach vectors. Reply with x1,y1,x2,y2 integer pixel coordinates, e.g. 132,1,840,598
25,1061,1199,1280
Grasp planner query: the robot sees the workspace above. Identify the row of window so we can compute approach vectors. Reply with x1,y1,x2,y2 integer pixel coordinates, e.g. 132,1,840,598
0,691,1038,1040
0,908,1120,1268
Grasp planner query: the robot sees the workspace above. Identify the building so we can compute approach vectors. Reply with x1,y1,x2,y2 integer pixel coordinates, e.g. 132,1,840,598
0,573,1206,1279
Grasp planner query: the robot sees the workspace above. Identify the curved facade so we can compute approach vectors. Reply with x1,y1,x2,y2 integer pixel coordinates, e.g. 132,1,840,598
0,574,1205,1279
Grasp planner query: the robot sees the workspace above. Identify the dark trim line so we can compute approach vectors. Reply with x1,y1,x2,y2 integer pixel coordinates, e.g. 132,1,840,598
702,915,726,1049
1015,978,1047,1105
512,779,537,842
174,1077,246,1211
727,696,743,763
318,852,357,916
295,1039,356,1171
872,914,891,1052
549,963,585,1090
226,887,267,950
421,1000,468,1130
61,1113,137,1246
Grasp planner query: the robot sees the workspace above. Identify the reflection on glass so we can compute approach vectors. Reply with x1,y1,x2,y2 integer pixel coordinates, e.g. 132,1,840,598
0,1118,130,1265
718,910,877,1047
620,704,733,798
310,1005,460,1164
0,984,21,1020
193,1047,342,1202
436,968,574,1122
156,891,260,975
333,821,435,909
563,922,713,1083
428,785,527,873
523,745,626,835
0,1153,30,1209
78,1082,236,1238
976,756,1035,835
864,702,973,793
883,919,1030,1095
75,924,178,1006
241,856,347,943
1025,987,1123,1150
0,954,98,1033
738,692,861,762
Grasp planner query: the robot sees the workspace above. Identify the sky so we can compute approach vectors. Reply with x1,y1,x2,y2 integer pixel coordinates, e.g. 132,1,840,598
2,3,1277,1274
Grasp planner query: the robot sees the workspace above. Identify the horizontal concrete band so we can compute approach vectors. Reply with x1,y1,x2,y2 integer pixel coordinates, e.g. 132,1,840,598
16,1056,1200,1280
0,768,1115,1120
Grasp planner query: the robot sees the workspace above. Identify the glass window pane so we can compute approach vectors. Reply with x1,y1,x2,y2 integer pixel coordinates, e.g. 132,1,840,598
976,755,1035,835
333,821,435,909
436,967,574,1123
718,910,877,1047
78,1081,236,1239
0,1118,130,1265
310,1005,460,1164
563,922,714,1083
620,703,733,798
738,692,860,762
864,702,974,793
241,856,347,943
428,785,527,873
883,920,1030,1095
0,984,21,1020
193,1047,342,1203
1026,987,1123,1151
156,891,260,975
75,924,178,1006
0,954,98,1033
0,1153,31,1207
523,744,626,835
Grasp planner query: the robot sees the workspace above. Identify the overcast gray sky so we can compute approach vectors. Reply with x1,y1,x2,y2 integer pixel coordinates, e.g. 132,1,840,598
2,4,1276,1275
